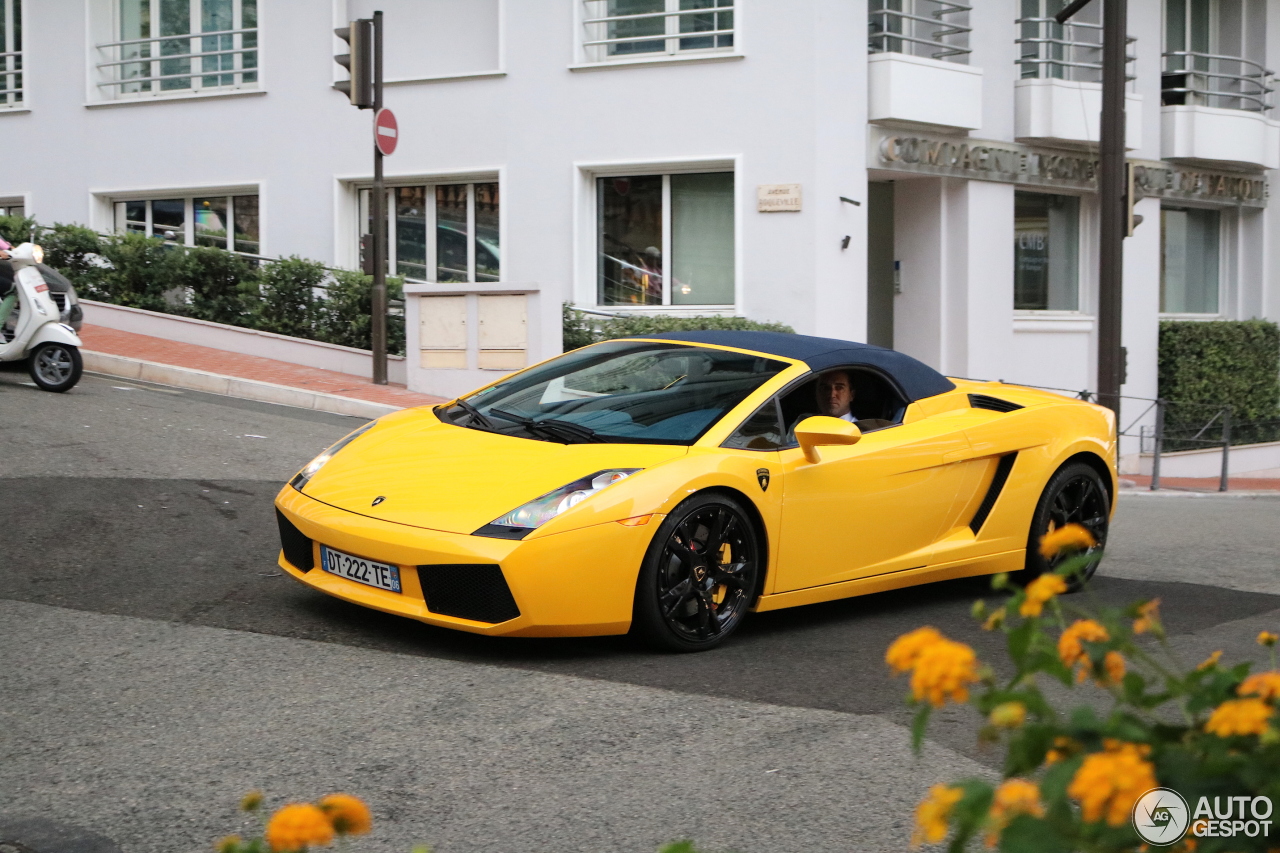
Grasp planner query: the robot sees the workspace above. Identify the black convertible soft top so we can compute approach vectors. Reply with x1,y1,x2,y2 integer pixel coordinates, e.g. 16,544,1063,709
637,330,956,402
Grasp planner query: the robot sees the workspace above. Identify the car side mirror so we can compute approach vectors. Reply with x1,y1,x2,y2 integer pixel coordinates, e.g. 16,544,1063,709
794,416,861,464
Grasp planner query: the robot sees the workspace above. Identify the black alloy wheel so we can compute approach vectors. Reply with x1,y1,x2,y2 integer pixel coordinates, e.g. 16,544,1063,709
1021,461,1110,590
632,493,761,652
27,342,83,393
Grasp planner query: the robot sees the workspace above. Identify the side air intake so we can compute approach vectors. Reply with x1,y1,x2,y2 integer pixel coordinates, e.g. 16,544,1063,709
418,564,521,623
969,453,1018,534
276,509,315,571
969,394,1024,413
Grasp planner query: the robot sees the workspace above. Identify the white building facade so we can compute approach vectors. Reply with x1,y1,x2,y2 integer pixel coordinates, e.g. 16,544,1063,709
2,0,1279,471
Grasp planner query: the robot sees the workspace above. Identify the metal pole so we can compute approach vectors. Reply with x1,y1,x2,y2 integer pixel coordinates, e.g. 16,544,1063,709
1150,398,1164,490
1219,406,1231,492
1096,0,1127,418
370,9,388,386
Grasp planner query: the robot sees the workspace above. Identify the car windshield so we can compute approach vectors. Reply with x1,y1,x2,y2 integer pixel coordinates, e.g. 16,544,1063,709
442,341,789,445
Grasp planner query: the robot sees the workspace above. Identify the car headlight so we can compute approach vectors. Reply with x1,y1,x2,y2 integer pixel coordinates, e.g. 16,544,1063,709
31,244,44,264
488,469,641,531
289,421,376,491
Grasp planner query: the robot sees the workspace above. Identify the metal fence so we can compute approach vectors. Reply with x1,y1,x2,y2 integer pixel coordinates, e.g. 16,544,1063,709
868,0,972,63
1014,16,1136,83
1162,50,1273,112
94,27,259,97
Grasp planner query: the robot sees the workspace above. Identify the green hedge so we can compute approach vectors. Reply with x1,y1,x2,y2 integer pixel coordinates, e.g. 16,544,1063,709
1158,319,1280,447
563,304,794,350
6,221,406,356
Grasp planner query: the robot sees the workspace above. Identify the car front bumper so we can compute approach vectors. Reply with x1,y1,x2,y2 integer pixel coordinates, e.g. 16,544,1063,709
274,485,657,637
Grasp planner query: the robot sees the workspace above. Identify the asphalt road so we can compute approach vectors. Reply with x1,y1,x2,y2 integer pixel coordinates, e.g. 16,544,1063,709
2,370,1278,853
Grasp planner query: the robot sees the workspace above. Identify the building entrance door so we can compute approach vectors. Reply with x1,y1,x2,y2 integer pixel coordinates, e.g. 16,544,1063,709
867,182,895,349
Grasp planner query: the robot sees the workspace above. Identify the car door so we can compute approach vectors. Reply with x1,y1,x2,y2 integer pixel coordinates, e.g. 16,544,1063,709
772,416,975,592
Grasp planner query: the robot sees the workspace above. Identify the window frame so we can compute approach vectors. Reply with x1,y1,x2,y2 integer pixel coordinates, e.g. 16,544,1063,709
354,175,503,284
1012,188,1089,315
1158,202,1227,319
101,185,261,255
1,0,22,110
573,0,741,69
581,159,739,313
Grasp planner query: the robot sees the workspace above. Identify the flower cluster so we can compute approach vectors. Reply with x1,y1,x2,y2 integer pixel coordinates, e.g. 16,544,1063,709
891,525,1280,853
218,791,373,853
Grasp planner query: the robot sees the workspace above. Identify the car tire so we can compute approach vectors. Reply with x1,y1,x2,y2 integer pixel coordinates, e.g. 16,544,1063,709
632,492,762,652
27,342,83,393
1019,461,1110,591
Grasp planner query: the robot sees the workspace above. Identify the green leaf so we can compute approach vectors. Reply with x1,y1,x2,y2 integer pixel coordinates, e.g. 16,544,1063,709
1007,621,1036,671
912,704,933,754
999,815,1072,853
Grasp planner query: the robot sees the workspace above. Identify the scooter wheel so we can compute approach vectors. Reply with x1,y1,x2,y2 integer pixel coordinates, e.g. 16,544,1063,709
28,342,83,392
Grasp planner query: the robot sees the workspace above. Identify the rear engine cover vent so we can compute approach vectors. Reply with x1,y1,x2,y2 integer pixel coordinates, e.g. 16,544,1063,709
969,394,1024,413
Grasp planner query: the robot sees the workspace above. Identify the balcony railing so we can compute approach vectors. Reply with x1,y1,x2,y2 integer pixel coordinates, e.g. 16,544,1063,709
1162,51,1273,112
1015,17,1135,83
581,1,734,63
869,0,972,63
94,27,258,98
0,48,20,107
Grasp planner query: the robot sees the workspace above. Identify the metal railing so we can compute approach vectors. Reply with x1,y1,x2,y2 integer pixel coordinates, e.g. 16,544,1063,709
94,27,258,97
0,48,20,106
582,1,734,62
869,0,971,63
1162,50,1273,112
1015,17,1135,83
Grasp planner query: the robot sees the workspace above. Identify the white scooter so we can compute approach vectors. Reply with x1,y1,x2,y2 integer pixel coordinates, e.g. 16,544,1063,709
0,242,84,392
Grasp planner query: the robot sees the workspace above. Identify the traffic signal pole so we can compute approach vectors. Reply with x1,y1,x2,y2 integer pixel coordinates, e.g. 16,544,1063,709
1056,0,1128,416
370,10,388,385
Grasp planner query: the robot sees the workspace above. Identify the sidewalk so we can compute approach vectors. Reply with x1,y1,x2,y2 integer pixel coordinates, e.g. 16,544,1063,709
80,325,446,418
1120,473,1280,494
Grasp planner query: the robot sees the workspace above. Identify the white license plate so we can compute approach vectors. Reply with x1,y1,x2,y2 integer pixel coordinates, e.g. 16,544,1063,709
320,546,401,593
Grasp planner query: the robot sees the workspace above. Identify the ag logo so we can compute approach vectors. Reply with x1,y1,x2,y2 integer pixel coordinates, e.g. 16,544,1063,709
1133,787,1190,846
756,468,771,492
371,496,386,507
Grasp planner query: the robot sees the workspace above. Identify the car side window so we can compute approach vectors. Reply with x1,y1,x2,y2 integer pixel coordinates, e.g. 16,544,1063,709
722,396,785,451
776,367,909,448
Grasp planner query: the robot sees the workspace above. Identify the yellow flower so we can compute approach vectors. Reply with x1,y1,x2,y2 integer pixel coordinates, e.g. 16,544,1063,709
265,803,334,852
216,836,242,853
887,626,944,674
986,779,1044,847
982,607,1007,631
912,784,964,847
1045,736,1076,765
1259,631,1279,648
1020,574,1068,618
318,794,372,836
1067,741,1157,826
1102,651,1127,687
239,790,264,813
1133,599,1162,635
1059,619,1110,681
989,702,1027,729
911,638,980,707
1204,698,1273,737
1197,651,1223,671
1038,523,1096,559
1239,671,1280,702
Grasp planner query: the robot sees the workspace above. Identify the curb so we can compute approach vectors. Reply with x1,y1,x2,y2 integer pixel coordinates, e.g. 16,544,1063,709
83,351,403,420
1118,488,1280,498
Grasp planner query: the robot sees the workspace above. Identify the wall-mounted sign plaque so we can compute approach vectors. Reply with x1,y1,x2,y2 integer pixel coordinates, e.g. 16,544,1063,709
757,183,802,212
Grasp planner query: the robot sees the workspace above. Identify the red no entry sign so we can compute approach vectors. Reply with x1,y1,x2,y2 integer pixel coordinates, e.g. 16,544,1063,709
374,108,398,156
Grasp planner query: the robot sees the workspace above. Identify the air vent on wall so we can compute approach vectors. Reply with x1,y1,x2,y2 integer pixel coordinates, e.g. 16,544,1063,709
969,394,1024,413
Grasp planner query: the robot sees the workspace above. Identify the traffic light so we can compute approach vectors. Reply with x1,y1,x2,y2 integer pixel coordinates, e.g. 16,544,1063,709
335,19,374,109
1125,162,1145,237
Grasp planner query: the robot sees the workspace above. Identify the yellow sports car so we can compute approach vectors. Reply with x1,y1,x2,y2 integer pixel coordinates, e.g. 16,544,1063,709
275,331,1116,651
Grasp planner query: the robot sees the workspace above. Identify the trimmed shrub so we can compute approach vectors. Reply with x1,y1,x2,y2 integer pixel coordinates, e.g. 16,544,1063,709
39,223,107,287
178,246,260,326
0,213,37,246
563,306,795,350
255,257,327,338
316,270,405,356
1158,319,1280,446
93,232,187,313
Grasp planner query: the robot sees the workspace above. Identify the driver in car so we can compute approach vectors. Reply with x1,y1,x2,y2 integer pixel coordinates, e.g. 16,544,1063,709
791,369,894,434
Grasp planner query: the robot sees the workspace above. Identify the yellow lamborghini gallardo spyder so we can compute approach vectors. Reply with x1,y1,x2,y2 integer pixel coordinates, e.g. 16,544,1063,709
275,331,1116,651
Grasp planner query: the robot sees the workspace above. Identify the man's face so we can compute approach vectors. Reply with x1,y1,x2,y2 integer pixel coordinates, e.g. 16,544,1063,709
817,372,854,418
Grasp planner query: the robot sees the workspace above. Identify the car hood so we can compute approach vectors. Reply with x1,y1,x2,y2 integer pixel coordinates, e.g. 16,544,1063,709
301,417,687,534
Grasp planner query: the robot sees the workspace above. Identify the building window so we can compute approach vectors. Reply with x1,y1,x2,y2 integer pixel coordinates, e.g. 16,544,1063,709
360,182,500,283
597,172,734,307
0,200,24,218
869,0,971,63
113,193,260,254
1161,206,1219,314
581,0,733,63
1014,191,1080,311
1163,0,1270,111
1,0,20,108
96,0,258,100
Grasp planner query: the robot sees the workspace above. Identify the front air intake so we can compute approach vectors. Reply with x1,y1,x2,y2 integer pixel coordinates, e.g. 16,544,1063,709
969,394,1024,413
276,509,314,571
418,564,521,624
